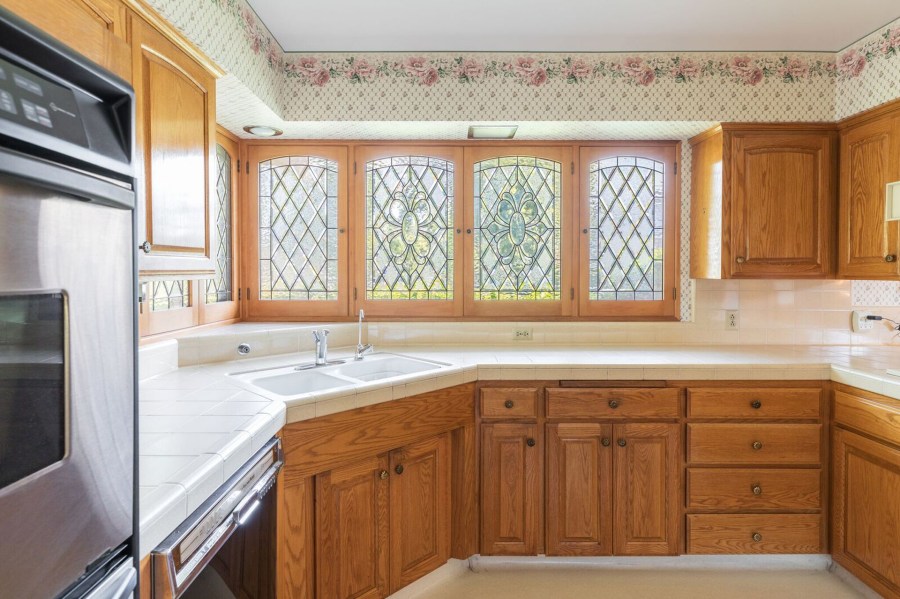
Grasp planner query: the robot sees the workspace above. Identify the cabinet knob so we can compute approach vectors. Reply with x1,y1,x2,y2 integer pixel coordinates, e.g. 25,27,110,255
735,256,746,264
752,532,763,542
886,254,896,263
504,399,515,409
394,464,404,475
752,441,763,450
617,438,627,447
456,228,462,234
582,228,588,234
526,438,536,447
751,484,762,496
750,400,762,409
139,241,152,254
601,437,611,447
608,400,619,409
379,470,389,480
466,228,472,234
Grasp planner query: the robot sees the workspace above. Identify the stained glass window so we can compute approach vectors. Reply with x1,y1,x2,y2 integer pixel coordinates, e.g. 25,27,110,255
206,144,233,304
365,156,454,300
473,156,561,301
588,156,665,301
149,280,189,311
258,156,339,301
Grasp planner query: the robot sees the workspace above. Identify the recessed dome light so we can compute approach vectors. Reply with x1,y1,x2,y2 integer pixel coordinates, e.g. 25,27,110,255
243,125,283,137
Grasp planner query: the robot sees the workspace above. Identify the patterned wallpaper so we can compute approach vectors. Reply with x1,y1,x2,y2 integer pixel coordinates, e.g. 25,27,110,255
835,15,900,118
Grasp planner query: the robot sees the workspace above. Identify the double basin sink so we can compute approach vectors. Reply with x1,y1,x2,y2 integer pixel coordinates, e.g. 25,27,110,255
229,353,449,400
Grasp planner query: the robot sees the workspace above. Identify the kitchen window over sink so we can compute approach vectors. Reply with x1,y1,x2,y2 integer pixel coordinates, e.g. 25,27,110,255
241,141,679,321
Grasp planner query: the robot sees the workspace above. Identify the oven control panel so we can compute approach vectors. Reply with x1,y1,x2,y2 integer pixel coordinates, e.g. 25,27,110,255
0,56,88,147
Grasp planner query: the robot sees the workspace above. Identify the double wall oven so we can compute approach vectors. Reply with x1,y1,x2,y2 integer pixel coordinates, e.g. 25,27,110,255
0,8,137,599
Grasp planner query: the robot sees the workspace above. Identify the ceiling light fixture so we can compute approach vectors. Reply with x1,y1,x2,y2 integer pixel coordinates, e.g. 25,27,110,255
468,125,518,140
243,125,283,137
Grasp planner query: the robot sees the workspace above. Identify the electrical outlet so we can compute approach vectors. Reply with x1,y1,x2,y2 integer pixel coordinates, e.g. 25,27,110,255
725,311,739,330
851,310,873,332
513,328,533,341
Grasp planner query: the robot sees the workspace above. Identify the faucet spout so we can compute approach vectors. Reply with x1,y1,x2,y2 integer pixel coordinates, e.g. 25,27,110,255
355,309,374,360
313,329,330,366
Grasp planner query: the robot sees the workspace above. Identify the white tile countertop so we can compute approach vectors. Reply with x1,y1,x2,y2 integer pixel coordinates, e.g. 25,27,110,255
137,342,900,558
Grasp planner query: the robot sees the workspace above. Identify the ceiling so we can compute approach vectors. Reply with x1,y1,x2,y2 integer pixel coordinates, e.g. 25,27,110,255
247,0,899,53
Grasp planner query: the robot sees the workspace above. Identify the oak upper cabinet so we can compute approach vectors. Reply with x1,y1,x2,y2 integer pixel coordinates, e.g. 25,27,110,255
316,434,451,599
129,7,221,276
837,106,900,278
690,124,837,279
832,387,900,597
545,422,679,557
1,0,131,80
481,423,541,555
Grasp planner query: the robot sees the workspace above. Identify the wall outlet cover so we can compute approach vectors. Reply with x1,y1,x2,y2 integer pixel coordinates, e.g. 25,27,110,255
513,328,533,340
851,310,873,333
725,311,739,330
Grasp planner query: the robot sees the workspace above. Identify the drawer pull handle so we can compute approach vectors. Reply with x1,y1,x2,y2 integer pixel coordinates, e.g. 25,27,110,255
601,437,611,447
379,470,389,480
504,399,515,409
617,438,627,447
526,438,536,447
751,484,762,496
752,532,763,542
750,400,762,409
608,400,619,409
752,441,763,450
394,464,404,475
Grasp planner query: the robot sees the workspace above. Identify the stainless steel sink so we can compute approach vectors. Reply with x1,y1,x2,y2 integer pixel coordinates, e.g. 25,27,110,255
228,353,449,400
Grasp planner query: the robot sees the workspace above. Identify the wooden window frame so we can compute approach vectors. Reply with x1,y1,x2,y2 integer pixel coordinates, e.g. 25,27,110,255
243,143,349,320
577,142,680,320
353,145,465,318
463,145,575,318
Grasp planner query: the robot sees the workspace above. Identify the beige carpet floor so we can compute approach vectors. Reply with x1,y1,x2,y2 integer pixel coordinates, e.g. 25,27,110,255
407,568,865,599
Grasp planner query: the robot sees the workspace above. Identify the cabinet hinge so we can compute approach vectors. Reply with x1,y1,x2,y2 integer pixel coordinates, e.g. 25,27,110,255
674,161,678,175
236,159,241,174
246,287,251,300
570,287,575,300
246,161,249,175
353,287,358,300
673,287,678,300
354,161,357,175
238,288,241,301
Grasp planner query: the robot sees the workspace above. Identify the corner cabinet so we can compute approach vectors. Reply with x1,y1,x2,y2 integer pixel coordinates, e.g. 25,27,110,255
832,386,900,597
837,105,900,279
690,124,837,279
128,6,221,276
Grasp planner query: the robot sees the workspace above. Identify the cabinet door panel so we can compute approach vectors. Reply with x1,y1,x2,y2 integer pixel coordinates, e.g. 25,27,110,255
132,15,216,275
389,434,450,592
833,428,900,597
838,114,900,278
546,423,613,556
481,423,541,555
613,423,679,555
316,456,389,599
727,132,835,278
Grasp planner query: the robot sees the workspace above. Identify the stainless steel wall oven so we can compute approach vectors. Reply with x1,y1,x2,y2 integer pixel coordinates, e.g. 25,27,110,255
0,7,137,598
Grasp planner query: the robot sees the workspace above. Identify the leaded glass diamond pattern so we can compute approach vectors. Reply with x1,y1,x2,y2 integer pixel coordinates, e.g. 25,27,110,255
589,157,665,301
473,157,561,301
366,156,453,300
150,280,189,311
258,156,338,301
206,144,233,304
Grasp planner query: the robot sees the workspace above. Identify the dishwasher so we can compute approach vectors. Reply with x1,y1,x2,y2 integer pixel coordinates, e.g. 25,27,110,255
151,437,283,599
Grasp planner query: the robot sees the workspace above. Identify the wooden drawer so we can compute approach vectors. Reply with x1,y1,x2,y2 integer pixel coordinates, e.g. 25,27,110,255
480,388,538,419
834,389,900,446
688,388,821,419
687,468,821,511
687,514,822,554
546,388,680,420
687,424,821,465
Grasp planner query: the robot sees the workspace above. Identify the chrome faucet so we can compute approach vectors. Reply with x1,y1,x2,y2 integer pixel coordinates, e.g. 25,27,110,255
355,309,374,360
313,329,329,366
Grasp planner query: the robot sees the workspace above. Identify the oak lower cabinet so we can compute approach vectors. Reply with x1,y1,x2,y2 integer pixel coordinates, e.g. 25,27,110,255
316,434,451,599
690,124,837,279
480,423,541,555
832,386,900,598
546,422,679,556
685,385,825,555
